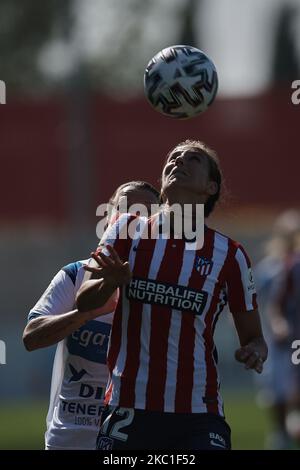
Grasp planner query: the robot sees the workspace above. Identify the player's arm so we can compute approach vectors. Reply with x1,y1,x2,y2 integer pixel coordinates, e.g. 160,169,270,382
226,244,268,373
23,307,109,351
232,308,268,374
23,266,118,351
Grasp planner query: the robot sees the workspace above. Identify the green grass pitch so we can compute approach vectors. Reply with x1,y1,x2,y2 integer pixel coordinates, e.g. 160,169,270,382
0,394,269,450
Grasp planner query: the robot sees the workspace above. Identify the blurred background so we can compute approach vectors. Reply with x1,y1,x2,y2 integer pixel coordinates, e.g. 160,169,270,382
1,0,300,450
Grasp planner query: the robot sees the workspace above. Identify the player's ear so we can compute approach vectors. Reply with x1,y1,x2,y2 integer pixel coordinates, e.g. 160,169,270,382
207,181,218,196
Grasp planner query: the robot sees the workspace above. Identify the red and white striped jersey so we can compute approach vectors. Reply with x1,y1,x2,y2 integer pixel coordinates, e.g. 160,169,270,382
99,213,257,415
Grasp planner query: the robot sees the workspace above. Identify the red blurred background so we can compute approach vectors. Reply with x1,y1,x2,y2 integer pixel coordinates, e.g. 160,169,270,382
1,87,298,226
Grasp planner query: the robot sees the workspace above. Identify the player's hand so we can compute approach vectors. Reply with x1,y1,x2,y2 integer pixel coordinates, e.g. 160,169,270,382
235,338,268,374
84,245,132,288
76,246,131,314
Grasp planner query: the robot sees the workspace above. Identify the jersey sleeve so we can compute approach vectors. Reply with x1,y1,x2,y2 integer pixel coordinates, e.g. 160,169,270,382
226,244,258,313
27,269,76,323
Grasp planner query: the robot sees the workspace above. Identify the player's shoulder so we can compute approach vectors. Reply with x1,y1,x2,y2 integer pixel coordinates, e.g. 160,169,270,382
61,259,88,286
206,225,244,252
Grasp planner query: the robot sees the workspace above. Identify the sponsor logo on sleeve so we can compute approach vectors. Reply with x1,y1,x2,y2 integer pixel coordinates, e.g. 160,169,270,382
247,268,256,293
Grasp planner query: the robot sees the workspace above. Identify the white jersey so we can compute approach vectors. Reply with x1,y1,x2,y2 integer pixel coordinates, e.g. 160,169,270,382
28,260,116,450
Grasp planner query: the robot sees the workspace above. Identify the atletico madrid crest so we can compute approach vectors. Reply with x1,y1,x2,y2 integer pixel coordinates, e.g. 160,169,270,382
195,256,213,276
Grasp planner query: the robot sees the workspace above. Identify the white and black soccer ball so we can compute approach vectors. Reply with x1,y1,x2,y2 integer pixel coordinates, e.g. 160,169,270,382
144,45,218,119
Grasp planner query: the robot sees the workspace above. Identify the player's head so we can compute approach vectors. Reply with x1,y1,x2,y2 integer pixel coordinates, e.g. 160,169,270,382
273,209,300,237
107,181,160,223
160,140,222,217
267,209,300,257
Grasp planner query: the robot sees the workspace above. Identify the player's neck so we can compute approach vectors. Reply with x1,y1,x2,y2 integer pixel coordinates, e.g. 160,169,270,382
164,187,208,207
163,197,206,217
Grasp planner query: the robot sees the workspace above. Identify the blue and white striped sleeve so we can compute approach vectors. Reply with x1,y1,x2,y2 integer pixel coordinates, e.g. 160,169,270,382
27,262,81,323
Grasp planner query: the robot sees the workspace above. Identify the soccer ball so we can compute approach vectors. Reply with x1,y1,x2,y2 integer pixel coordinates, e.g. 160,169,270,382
144,45,218,119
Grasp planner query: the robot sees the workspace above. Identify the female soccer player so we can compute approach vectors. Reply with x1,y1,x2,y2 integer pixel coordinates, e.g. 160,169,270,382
77,140,268,450
23,181,160,450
